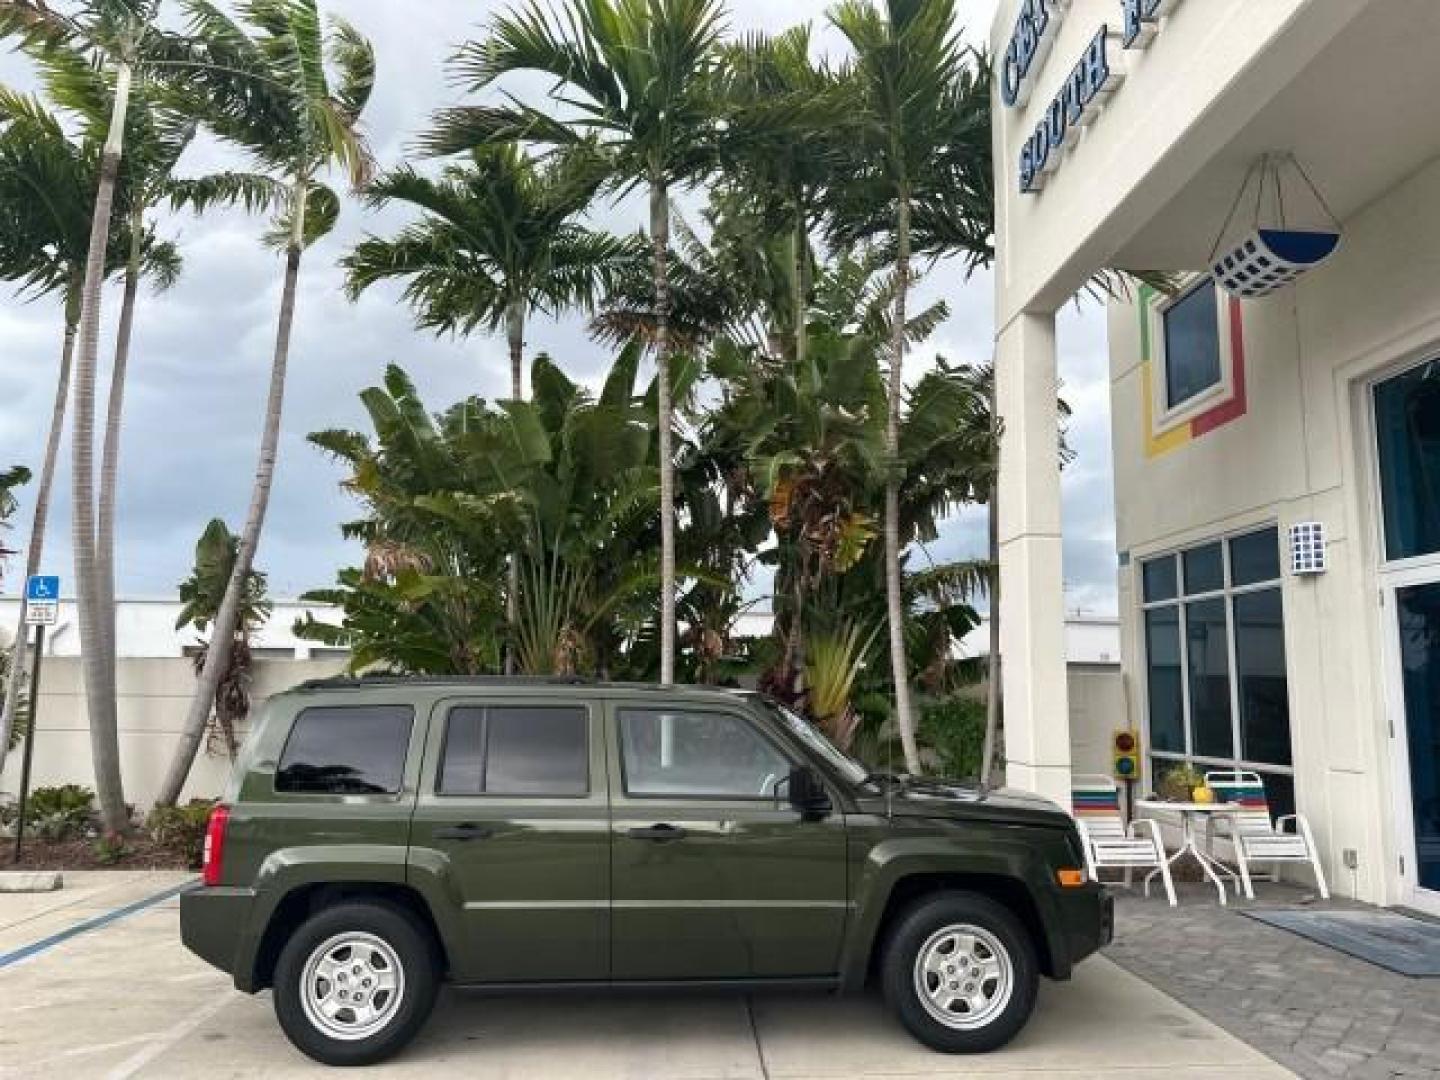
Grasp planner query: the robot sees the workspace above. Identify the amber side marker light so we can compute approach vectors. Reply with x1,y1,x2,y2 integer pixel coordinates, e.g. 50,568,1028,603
1055,869,1086,888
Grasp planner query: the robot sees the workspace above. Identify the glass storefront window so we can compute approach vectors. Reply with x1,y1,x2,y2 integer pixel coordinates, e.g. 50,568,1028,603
1183,543,1224,595
1186,597,1233,759
1234,589,1292,767
1374,358,1440,562
1141,526,1293,791
1144,607,1184,753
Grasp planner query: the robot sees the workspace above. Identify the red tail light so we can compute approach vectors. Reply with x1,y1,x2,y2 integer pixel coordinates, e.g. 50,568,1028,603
202,804,230,887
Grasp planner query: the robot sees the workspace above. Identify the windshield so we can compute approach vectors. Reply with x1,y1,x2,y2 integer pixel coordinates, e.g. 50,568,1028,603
761,699,869,784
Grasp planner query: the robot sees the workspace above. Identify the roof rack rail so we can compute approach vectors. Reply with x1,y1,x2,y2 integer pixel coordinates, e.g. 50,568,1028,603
291,674,749,694
293,674,597,691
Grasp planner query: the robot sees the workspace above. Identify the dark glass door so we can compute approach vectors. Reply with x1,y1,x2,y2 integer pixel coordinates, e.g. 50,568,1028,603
1396,583,1440,893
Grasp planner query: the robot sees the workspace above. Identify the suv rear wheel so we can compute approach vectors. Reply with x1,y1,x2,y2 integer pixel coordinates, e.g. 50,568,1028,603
880,891,1038,1053
273,901,439,1066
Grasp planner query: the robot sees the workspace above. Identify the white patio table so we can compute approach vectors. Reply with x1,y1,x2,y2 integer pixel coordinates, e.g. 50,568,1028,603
1134,798,1241,905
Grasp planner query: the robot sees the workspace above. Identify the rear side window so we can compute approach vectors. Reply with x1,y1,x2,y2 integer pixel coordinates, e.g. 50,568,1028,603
439,706,588,796
276,705,414,795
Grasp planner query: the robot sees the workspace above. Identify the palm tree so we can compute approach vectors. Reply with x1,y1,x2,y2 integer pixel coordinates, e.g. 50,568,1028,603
1,0,170,833
827,0,987,774
176,519,272,758
345,144,633,401
154,0,374,807
426,0,728,685
0,88,177,777
28,42,281,770
0,467,31,579
716,25,846,369
344,143,633,672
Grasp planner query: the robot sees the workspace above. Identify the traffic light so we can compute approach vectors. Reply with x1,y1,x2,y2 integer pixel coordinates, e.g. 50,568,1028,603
1113,729,1140,781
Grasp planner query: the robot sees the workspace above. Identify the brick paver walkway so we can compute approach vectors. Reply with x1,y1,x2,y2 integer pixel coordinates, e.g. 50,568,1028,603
1107,881,1440,1080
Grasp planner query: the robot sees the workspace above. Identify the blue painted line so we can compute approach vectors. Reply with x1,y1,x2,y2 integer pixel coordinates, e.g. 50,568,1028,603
0,879,197,971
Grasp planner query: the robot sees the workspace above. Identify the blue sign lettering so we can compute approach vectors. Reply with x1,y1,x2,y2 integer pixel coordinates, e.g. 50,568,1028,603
1019,26,1121,193
1001,0,1064,108
1122,0,1183,49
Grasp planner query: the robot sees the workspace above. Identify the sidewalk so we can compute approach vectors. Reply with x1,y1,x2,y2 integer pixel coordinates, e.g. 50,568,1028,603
1108,883,1440,1080
0,871,1294,1079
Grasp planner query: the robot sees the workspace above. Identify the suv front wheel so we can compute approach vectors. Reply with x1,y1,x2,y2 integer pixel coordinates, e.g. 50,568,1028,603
273,901,440,1066
881,892,1039,1053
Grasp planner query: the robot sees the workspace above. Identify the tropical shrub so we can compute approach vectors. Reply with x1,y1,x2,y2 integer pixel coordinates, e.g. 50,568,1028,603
920,695,989,780
92,832,129,865
147,800,215,868
3,784,98,841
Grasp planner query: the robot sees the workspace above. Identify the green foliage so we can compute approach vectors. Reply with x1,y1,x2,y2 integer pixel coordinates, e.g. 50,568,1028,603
345,144,638,341
146,798,214,868
176,519,270,756
176,519,271,635
920,695,989,780
1158,763,1207,802
298,347,667,678
92,831,129,864
1,784,97,841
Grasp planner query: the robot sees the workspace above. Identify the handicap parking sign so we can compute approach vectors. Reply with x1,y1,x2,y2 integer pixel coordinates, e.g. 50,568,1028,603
25,575,59,602
24,575,60,625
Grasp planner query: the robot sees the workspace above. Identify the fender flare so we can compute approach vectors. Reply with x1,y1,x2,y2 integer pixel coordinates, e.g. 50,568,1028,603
838,834,1069,990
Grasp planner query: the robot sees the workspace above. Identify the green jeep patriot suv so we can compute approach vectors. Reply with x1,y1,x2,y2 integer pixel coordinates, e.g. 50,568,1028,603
181,677,1111,1065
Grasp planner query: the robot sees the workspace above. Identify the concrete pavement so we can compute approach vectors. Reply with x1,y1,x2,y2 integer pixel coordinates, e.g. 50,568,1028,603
0,872,1294,1079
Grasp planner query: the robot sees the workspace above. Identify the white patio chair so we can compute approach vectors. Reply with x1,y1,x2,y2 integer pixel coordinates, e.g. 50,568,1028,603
1071,774,1176,906
1204,770,1329,900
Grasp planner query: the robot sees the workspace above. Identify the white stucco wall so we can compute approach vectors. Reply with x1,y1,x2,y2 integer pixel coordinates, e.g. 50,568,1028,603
1108,153,1440,905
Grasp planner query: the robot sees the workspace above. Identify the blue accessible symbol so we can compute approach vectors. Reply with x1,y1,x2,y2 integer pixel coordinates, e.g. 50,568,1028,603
26,575,59,602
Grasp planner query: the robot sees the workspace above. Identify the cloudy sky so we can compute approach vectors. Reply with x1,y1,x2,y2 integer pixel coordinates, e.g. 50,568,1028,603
0,0,1117,615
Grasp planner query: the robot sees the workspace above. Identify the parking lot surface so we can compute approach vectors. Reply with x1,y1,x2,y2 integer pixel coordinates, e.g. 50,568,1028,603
0,872,1294,1079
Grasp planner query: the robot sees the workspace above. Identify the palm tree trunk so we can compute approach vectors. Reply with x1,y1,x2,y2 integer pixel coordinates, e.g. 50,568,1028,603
155,179,307,807
981,481,1000,788
0,305,78,772
887,189,921,776
95,205,144,738
504,298,524,675
651,179,676,686
792,200,807,367
73,60,133,834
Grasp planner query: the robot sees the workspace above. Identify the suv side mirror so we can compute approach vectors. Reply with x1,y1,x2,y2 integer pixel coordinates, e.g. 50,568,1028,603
787,766,832,818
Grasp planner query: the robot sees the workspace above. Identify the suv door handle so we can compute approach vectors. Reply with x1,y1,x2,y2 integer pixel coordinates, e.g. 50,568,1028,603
627,824,688,842
434,823,493,841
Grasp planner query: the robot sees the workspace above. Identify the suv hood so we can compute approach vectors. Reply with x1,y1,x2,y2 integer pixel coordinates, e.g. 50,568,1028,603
857,778,1071,829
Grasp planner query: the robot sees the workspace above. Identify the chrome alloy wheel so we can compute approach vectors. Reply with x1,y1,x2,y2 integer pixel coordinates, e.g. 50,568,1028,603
299,932,406,1041
911,923,1014,1030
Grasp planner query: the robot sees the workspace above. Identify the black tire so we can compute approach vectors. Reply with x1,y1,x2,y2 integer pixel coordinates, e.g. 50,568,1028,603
880,891,1039,1054
273,901,440,1066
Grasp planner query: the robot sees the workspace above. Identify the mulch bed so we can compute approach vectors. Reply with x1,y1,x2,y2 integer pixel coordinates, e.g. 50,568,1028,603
0,834,193,872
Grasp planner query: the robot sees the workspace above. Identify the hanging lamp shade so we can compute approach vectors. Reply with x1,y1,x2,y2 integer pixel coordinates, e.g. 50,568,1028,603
1208,154,1341,299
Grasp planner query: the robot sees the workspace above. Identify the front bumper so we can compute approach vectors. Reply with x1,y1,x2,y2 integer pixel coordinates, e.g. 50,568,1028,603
180,886,258,988
1047,882,1113,978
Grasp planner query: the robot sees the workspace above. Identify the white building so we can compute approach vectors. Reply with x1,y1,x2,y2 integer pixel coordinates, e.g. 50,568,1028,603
991,0,1440,912
0,596,349,660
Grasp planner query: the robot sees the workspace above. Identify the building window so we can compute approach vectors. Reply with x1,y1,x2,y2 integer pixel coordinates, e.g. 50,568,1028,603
1140,526,1295,817
1374,357,1440,562
1161,280,1223,409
